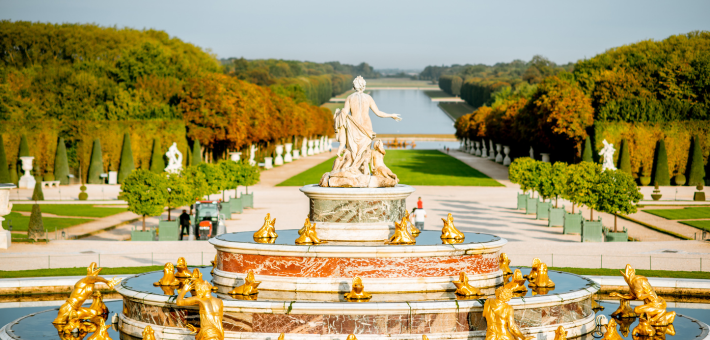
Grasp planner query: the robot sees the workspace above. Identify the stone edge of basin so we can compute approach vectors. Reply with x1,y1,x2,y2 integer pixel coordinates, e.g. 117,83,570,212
299,184,416,200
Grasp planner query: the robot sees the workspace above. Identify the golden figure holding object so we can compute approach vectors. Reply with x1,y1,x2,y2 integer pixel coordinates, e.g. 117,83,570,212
229,270,261,296
482,286,534,340
503,269,527,293
601,319,623,340
610,264,675,326
295,217,322,245
422,336,429,340
500,253,512,275
526,258,555,288
553,326,567,340
175,257,192,278
253,213,278,239
387,215,416,245
344,276,372,301
440,213,465,240
406,211,420,235
452,271,483,297
86,318,112,340
53,262,121,325
154,262,180,286
142,325,157,340
176,269,225,340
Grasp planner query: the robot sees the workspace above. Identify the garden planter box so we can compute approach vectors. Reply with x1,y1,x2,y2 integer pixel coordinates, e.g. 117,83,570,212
695,192,706,201
220,201,233,219
604,227,628,242
582,218,604,242
131,228,156,242
517,193,527,210
242,192,254,208
526,196,538,215
230,196,243,214
158,219,179,241
563,211,582,234
548,206,565,227
536,201,551,220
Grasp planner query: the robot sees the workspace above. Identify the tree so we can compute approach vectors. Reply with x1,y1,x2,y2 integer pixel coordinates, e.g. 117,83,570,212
508,157,536,193
595,169,642,231
191,140,202,165
87,139,103,184
149,138,165,173
0,135,10,183
19,134,30,157
54,137,70,185
219,160,243,199
118,133,135,184
197,163,226,198
582,137,593,163
241,162,260,194
565,161,601,216
27,204,44,241
164,172,192,221
183,165,209,204
32,178,44,201
687,135,705,186
652,139,670,186
550,162,568,207
120,169,168,231
617,139,632,175
535,161,554,201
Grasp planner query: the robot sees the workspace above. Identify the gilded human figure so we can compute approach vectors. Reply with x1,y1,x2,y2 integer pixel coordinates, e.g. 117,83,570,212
483,287,534,340
177,269,225,340
53,262,121,325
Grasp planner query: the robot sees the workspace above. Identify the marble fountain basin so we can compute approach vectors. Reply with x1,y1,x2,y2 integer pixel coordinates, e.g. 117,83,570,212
210,230,506,293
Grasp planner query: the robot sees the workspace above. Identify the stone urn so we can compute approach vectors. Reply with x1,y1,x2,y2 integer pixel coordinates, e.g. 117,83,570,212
264,157,274,170
284,143,293,163
495,144,503,163
307,140,315,156
460,138,466,151
503,146,512,166
327,138,333,152
18,156,36,189
301,139,308,158
488,140,496,160
293,150,300,160
314,139,321,154
480,141,488,158
229,152,242,162
541,153,551,163
274,145,284,166
0,183,15,249
474,141,481,156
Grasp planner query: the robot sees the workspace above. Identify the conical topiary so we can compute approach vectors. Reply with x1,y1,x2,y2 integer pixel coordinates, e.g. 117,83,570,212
27,204,44,241
687,135,705,186
118,133,135,183
54,137,70,185
87,139,103,184
9,163,18,185
652,139,670,186
582,136,593,163
149,138,165,173
0,135,10,183
618,138,631,175
186,143,192,167
191,140,202,165
19,134,30,157
32,177,44,201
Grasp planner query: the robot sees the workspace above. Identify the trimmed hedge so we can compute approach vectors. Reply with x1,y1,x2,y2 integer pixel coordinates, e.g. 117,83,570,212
54,137,70,185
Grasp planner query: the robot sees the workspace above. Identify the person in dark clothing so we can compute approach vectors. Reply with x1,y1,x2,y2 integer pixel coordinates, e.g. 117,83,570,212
179,210,191,240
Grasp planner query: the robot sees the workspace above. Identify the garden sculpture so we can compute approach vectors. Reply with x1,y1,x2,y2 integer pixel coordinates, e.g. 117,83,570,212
440,213,465,240
86,318,112,340
553,326,567,340
142,325,157,340
483,286,534,340
609,264,676,326
387,215,416,245
154,262,180,286
253,213,278,239
500,253,512,275
526,258,555,287
344,276,372,301
599,140,617,171
229,270,261,296
53,262,121,325
175,257,192,278
406,210,420,235
601,319,623,340
295,217,322,244
164,142,183,173
177,270,225,340
503,269,528,293
453,271,483,297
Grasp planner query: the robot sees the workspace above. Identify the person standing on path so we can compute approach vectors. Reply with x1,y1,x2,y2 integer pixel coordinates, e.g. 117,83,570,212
179,210,191,240
417,197,423,209
414,206,426,230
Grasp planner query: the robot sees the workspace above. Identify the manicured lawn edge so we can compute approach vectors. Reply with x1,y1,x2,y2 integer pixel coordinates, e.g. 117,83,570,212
616,214,692,240
547,266,710,280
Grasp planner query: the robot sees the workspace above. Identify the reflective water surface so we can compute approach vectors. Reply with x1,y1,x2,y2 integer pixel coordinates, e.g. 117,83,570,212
367,90,456,135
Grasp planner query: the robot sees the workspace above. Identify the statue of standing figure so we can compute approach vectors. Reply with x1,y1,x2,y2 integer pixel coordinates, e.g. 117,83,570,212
599,139,617,171
319,76,402,188
164,142,183,173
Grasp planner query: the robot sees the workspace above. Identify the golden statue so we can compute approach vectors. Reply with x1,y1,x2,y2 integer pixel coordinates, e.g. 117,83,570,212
601,319,623,340
142,325,157,340
253,213,278,239
553,326,567,340
482,287,534,340
452,271,483,297
527,258,555,288
609,264,675,326
211,254,217,275
53,262,121,325
611,299,637,318
154,262,180,286
503,269,527,293
86,318,112,340
442,238,464,244
633,314,656,337
55,317,90,340
89,291,109,318
278,333,285,340
229,270,261,296
387,215,416,245
406,211,420,235
346,334,358,340
295,217,322,245
159,286,176,295
175,257,192,278
422,336,429,340
177,272,224,340
500,253,512,275
615,316,635,337
440,213,464,240
344,276,372,301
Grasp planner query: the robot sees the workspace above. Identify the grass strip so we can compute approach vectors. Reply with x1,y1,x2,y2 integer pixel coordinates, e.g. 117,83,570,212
438,102,474,121
548,267,710,280
643,207,710,220
11,204,127,218
616,214,692,240
0,266,166,278
680,220,710,233
2,212,92,232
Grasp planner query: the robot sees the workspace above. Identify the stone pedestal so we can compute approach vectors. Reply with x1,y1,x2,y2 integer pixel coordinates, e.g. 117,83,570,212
503,146,512,166
301,139,308,157
327,138,333,152
274,145,284,166
108,171,118,185
0,183,14,249
541,153,551,162
307,140,314,156
293,150,300,160
284,143,293,163
495,144,503,163
480,141,488,158
18,156,35,189
475,141,481,156
314,139,321,154
264,157,273,169
229,152,242,162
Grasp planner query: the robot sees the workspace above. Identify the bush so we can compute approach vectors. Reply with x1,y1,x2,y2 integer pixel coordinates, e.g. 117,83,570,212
566,161,601,214
652,139,670,186
31,178,44,201
617,139,631,175
0,135,10,183
27,204,44,241
79,185,88,200
582,137,593,163
87,139,103,184
54,137,70,185
508,157,536,193
149,138,165,173
535,161,554,201
687,135,706,186
550,162,569,206
191,140,202,165
118,133,135,184
595,169,642,231
120,169,168,230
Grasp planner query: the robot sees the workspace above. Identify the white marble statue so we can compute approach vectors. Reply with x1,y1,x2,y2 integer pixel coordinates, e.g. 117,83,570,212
599,139,617,171
249,144,257,166
164,143,183,173
319,76,402,188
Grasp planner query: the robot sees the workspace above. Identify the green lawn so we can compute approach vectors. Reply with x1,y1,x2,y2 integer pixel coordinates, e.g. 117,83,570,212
548,267,710,280
321,102,344,114
277,150,503,186
11,204,127,218
643,207,710,220
438,102,474,120
679,220,710,232
1,212,92,232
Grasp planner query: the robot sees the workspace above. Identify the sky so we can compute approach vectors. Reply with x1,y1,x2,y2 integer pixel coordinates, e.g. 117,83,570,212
2,0,710,69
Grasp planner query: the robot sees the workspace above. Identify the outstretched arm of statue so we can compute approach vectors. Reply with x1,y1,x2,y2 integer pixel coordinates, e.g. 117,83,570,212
369,99,401,121
176,281,199,307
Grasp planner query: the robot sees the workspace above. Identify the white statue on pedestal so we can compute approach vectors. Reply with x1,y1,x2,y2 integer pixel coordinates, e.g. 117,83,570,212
284,143,293,163
307,140,314,156
229,152,242,162
599,139,617,171
0,183,14,249
164,143,183,173
249,145,257,166
314,139,321,154
274,145,284,166
18,156,36,189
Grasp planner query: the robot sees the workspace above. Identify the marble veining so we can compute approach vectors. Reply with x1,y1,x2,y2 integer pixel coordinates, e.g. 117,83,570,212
310,199,405,223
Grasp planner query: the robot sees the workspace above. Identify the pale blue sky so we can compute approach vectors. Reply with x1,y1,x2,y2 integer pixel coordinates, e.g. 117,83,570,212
2,0,709,69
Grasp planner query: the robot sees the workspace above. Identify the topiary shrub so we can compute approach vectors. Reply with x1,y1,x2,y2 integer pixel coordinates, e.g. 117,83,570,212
54,137,70,185
79,185,88,200
582,137,593,163
0,135,10,183
674,174,686,186
32,177,44,201
27,204,44,241
191,140,202,165
618,138,632,175
149,138,165,173
687,135,705,186
118,132,135,184
652,139,670,186
9,164,18,185
87,139,103,184
19,134,30,157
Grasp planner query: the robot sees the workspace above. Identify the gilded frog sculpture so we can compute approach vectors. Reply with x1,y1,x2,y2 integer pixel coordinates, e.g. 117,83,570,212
610,264,675,326
344,276,372,301
295,217,322,245
440,213,464,240
142,325,157,340
527,258,555,288
482,286,534,340
553,326,567,340
499,253,512,275
406,211,420,235
86,318,112,340
175,257,192,278
229,270,261,296
154,262,180,286
452,271,483,297
503,269,527,293
387,215,416,245
601,318,624,340
253,213,278,239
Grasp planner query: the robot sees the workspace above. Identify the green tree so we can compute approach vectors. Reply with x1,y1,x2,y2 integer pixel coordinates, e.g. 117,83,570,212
31,179,44,201
27,204,44,241
687,135,705,186
54,137,70,185
87,139,103,184
197,163,226,197
242,162,260,194
535,161,554,201
149,138,165,173
550,162,569,207
595,169,643,231
164,172,192,221
183,165,209,204
191,140,202,165
652,139,670,186
9,164,18,185
566,161,601,216
118,133,135,184
0,135,10,183
19,134,30,157
508,157,536,193
120,169,168,231
219,160,243,199
582,137,593,163
617,139,632,175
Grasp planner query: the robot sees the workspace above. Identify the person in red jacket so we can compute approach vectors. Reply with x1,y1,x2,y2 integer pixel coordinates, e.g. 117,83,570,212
417,197,423,209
